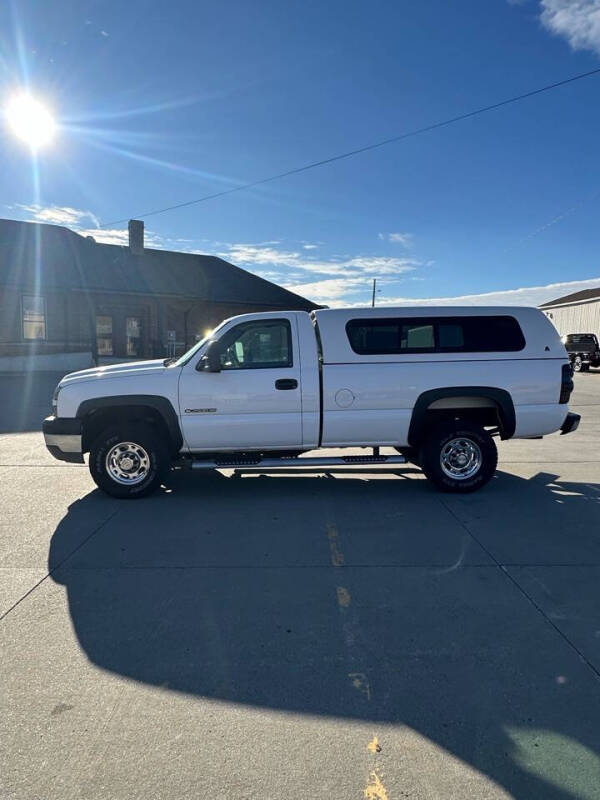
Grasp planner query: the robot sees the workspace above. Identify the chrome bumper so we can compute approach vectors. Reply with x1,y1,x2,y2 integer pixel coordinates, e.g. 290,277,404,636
43,416,84,463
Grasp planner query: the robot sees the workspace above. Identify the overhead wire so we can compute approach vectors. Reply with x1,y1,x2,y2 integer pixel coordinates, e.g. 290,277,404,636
101,66,600,228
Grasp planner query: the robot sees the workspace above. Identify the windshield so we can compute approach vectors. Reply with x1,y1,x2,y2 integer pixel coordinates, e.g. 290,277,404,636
169,334,211,367
170,324,224,367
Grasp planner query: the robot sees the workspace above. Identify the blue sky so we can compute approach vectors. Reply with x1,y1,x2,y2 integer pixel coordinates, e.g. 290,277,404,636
1,0,600,307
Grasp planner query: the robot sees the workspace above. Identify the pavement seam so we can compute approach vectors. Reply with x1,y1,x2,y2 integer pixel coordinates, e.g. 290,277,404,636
0,508,121,623
51,562,497,570
43,561,600,570
0,464,84,467
439,497,600,683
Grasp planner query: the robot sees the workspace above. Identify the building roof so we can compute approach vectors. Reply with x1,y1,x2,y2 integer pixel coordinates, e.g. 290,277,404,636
0,218,318,310
540,287,600,308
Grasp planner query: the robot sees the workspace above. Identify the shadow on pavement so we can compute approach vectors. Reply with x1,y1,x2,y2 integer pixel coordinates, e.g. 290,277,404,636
0,371,64,433
48,468,600,799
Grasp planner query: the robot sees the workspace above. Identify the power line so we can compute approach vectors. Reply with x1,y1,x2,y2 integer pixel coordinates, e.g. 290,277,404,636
101,66,600,228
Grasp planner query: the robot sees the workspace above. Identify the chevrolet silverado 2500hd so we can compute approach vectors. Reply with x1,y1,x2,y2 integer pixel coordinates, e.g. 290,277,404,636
43,306,579,497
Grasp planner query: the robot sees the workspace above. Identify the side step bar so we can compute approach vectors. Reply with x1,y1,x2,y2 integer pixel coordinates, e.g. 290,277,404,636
191,454,407,470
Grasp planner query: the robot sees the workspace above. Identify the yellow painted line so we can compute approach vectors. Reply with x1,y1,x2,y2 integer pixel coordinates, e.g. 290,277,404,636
367,736,382,754
336,586,351,607
327,522,345,567
364,770,389,800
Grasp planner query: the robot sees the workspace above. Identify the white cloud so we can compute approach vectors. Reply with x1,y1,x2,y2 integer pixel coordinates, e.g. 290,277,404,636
218,242,420,279
75,226,168,248
14,203,167,248
211,240,427,306
283,277,374,305
16,204,100,228
303,243,318,250
340,277,600,309
222,243,300,267
344,256,417,275
540,0,600,54
74,227,127,246
379,232,413,246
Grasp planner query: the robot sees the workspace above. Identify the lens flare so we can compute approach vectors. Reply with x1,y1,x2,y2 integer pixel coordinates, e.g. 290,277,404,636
6,93,56,149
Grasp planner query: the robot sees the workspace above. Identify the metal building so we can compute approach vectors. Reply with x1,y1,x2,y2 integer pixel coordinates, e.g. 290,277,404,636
539,288,600,338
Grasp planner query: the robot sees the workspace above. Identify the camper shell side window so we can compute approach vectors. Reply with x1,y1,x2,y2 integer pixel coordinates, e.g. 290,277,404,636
345,315,526,355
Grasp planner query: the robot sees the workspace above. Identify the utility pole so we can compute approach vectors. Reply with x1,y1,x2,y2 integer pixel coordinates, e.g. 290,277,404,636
371,278,377,307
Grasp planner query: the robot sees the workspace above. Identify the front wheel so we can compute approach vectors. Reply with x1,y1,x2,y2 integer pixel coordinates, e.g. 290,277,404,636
419,421,498,493
89,424,168,498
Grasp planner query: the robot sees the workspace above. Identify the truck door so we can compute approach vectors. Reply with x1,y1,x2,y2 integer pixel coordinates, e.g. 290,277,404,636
178,316,303,451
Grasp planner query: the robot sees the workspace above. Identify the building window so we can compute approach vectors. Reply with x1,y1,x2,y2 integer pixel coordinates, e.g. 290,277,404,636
96,315,113,356
22,295,46,340
126,317,142,357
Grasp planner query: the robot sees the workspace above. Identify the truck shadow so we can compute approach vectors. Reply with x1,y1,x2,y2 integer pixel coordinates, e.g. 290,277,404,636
48,469,600,799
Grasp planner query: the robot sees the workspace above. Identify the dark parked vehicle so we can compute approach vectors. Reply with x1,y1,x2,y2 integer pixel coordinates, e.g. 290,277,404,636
563,333,600,372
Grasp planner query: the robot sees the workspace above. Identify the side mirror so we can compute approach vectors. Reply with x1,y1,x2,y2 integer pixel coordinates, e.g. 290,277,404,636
198,340,221,372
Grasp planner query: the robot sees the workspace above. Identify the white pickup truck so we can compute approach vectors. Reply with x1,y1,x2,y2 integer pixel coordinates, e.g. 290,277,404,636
43,306,579,498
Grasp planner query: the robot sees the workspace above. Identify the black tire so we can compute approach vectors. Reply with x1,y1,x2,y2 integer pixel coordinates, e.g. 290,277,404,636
89,424,169,499
573,356,583,372
582,363,590,372
419,420,498,493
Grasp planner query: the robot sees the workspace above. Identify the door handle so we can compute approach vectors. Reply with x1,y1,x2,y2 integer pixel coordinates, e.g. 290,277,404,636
275,378,298,390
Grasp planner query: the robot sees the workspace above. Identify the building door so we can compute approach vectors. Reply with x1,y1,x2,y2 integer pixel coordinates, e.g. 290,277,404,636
96,315,113,357
126,316,142,358
178,317,303,451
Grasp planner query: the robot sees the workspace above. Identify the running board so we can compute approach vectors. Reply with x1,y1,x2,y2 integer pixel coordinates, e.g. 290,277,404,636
190,454,407,470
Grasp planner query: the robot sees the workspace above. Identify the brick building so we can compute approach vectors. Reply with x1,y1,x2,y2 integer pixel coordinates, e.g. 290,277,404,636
0,218,318,371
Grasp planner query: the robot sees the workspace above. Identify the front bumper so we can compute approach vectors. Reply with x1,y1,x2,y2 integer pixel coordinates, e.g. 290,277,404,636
560,411,581,436
43,416,84,463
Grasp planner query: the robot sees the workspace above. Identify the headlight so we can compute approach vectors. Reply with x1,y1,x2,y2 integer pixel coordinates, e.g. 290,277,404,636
52,383,62,415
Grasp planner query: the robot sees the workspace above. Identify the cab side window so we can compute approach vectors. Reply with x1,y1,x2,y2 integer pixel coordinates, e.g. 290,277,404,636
219,319,293,370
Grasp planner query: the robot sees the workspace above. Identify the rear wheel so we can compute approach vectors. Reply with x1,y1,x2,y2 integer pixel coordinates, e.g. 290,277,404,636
419,420,497,493
573,356,583,372
89,424,168,498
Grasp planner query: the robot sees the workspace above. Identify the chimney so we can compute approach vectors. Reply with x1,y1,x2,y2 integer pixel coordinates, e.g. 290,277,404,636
128,219,144,255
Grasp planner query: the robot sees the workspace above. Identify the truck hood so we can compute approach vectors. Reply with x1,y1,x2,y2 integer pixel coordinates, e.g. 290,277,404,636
60,359,170,386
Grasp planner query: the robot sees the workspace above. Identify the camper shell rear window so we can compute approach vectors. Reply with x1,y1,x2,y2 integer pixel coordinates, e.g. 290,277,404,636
345,315,525,355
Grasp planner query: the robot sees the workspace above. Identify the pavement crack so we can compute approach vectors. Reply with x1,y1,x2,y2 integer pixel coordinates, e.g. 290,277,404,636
439,497,600,683
0,508,121,623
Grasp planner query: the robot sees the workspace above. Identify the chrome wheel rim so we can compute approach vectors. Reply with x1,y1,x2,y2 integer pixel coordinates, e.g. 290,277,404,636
440,437,482,480
105,441,150,485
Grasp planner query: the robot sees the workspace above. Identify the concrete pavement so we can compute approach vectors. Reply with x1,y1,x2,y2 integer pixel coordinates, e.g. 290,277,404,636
1,373,600,799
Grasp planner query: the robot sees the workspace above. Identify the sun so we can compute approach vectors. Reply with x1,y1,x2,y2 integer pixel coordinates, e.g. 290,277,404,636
5,93,56,149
